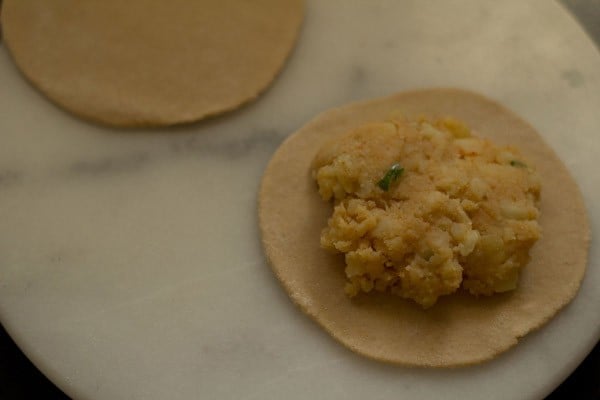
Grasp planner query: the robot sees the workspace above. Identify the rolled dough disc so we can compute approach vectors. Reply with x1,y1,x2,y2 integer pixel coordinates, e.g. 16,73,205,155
258,88,590,367
1,0,304,127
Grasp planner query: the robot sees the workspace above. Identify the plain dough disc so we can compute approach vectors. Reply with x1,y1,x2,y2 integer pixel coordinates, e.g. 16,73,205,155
1,0,304,127
258,88,590,367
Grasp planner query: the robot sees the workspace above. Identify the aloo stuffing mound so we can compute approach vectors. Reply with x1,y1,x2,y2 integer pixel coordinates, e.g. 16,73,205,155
312,117,541,308
258,89,589,366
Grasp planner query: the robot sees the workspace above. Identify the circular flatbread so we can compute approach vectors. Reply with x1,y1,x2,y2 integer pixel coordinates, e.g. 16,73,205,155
258,88,590,367
0,0,304,127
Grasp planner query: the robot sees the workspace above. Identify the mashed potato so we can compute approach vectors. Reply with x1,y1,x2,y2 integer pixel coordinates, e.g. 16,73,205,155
312,117,541,308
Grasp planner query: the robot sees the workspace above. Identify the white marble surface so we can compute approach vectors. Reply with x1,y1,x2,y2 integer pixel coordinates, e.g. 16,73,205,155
0,1,599,399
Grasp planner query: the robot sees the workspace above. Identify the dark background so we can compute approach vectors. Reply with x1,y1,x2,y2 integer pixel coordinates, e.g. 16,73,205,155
0,0,599,399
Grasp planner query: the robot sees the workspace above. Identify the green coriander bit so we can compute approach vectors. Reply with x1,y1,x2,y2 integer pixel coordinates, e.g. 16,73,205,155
510,160,527,168
377,163,404,191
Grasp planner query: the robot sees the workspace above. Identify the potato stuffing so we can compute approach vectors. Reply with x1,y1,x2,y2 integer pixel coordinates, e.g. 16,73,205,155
312,117,541,307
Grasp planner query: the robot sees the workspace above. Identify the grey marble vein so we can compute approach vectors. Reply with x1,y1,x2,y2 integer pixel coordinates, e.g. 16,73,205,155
64,129,285,179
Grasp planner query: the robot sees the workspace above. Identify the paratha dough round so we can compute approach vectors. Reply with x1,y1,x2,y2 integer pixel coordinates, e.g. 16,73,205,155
258,88,589,367
1,0,304,127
